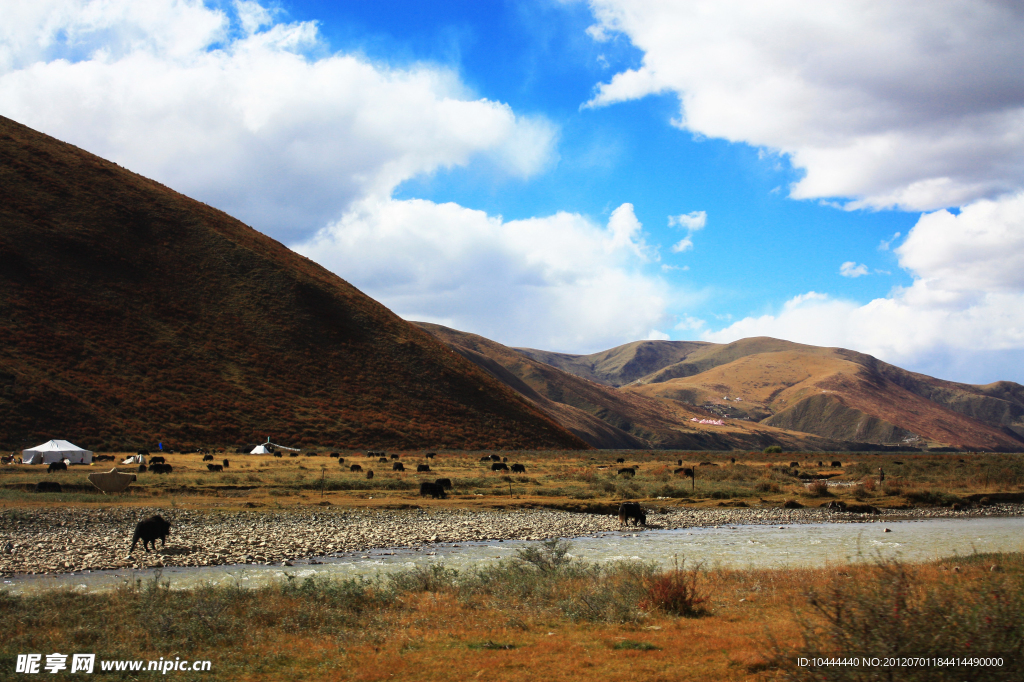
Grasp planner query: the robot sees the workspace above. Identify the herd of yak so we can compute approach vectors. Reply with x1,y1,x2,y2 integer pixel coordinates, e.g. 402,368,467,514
29,449,652,556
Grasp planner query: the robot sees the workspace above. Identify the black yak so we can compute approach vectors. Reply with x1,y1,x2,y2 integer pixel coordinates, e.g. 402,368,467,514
417,464,431,472
130,514,171,553
435,478,452,490
47,462,67,473
491,462,508,472
618,502,646,526
510,463,526,473
420,482,447,499
393,462,405,472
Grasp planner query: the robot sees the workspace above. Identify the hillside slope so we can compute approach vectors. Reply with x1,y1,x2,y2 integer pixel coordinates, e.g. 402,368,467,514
625,341,1024,451
0,115,589,451
418,323,869,451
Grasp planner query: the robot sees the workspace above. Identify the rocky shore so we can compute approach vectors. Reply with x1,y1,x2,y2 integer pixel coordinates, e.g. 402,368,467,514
2,503,1022,576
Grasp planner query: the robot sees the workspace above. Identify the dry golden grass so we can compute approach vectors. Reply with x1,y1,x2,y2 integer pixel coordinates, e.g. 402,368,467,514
4,550,1019,681
2,449,1023,513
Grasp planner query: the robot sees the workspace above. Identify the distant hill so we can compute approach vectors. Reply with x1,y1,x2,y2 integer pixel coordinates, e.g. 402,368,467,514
417,323,874,452
0,115,588,452
514,336,1024,452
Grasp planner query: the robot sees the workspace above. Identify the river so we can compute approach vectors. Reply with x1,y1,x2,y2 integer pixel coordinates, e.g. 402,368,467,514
4,516,1021,595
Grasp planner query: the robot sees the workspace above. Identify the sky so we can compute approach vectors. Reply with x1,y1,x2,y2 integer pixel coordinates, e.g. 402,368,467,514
3,0,1024,383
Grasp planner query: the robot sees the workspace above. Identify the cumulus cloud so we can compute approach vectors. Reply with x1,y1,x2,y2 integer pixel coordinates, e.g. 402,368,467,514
705,193,1024,382
0,0,557,241
585,0,1024,212
839,262,869,278
294,199,672,352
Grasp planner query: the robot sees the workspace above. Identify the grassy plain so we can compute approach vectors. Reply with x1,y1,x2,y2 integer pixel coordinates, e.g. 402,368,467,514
1,542,1021,681
2,449,1023,513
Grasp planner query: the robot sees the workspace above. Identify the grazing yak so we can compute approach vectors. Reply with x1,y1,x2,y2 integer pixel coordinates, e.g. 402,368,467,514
202,454,213,462
151,463,173,474
130,514,171,553
678,459,683,465
289,452,299,457
616,458,625,463
491,462,508,472
417,464,431,473
222,459,230,468
390,454,400,460
479,456,491,462
350,464,363,472
366,470,374,479
138,464,147,473
831,461,842,468
789,461,799,468
618,502,646,526
94,454,115,462
435,478,452,490
47,461,68,473
150,456,166,464
510,464,526,473
378,457,389,463
489,454,502,462
337,457,345,464
329,452,340,458
393,462,405,472
273,453,283,458
425,453,436,459
675,467,694,478
420,482,447,499
35,481,62,493
617,467,635,477
207,464,223,472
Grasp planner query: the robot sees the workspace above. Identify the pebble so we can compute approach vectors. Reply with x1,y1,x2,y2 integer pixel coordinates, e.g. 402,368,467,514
1,502,1021,576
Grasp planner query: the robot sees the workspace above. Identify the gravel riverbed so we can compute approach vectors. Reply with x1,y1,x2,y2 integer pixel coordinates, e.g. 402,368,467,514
2,503,1022,576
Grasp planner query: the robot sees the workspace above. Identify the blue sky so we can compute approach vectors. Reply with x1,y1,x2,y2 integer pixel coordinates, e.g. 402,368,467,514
3,1,1024,382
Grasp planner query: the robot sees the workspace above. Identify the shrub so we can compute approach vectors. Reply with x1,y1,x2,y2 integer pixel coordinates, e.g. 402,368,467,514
773,558,1024,681
806,480,831,497
763,445,783,454
639,558,708,617
756,481,781,493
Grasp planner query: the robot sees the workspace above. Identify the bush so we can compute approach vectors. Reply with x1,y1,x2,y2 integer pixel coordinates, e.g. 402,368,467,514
773,558,1024,681
639,558,708,617
764,445,783,454
806,480,831,497
756,481,782,493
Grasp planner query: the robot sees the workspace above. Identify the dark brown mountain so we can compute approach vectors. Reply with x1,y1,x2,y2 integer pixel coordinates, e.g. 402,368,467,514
0,115,589,452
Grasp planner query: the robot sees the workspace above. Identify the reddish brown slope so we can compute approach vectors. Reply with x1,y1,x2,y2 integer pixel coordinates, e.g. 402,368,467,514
0,115,588,451
417,323,862,451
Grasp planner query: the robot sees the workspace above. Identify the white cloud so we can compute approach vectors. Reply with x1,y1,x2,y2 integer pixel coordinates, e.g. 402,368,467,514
704,193,1024,381
294,198,672,352
669,210,706,231
878,231,902,251
585,1,1024,212
839,261,869,278
0,0,557,241
645,329,670,341
668,209,705,253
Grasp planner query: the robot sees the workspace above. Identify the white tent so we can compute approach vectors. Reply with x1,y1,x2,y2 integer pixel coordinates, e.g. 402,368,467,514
250,445,272,454
22,440,94,465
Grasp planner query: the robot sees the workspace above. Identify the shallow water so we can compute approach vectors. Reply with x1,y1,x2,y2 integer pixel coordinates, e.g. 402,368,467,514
5,516,1022,595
